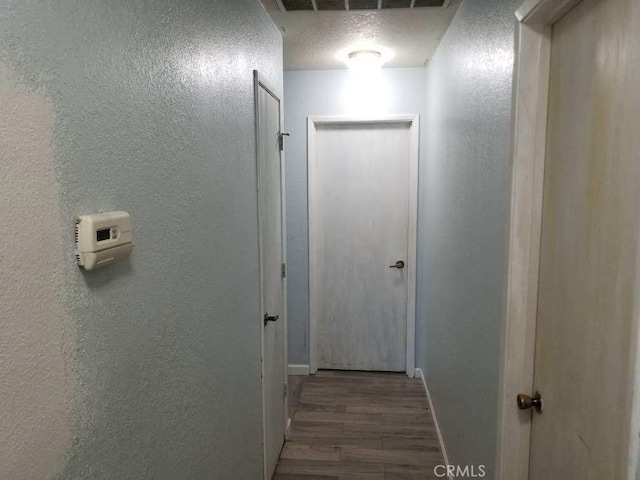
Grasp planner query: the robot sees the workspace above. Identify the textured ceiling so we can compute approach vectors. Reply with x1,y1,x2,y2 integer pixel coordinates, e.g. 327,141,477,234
261,0,460,70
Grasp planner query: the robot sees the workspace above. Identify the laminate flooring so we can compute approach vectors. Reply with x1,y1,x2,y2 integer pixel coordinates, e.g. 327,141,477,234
274,370,445,480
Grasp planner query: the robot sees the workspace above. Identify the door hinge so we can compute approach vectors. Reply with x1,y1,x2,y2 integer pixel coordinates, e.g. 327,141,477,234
284,382,288,398
281,262,286,278
278,132,289,152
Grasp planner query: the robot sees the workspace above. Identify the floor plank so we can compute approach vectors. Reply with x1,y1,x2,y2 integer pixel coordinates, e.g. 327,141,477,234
274,370,445,480
289,421,345,437
288,434,383,450
384,463,442,480
297,403,347,413
342,423,438,439
281,443,341,462
345,405,428,415
294,411,383,425
383,413,433,425
276,459,384,476
273,474,335,480
340,447,439,466
382,436,443,453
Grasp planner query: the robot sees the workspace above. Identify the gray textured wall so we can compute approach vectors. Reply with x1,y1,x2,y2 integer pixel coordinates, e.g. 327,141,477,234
418,0,519,476
0,1,282,478
283,68,427,365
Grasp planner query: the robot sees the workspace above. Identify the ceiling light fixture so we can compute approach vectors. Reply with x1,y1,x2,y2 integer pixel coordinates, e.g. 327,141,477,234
347,50,384,71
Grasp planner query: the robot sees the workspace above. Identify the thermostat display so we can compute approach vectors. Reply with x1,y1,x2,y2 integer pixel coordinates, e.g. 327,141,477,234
75,211,133,271
96,228,111,242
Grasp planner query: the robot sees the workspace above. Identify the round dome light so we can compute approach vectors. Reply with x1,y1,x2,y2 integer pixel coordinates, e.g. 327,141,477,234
347,50,384,70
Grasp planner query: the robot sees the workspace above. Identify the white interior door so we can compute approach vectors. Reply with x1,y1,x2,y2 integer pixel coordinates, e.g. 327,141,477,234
255,74,286,480
528,0,640,478
312,121,413,372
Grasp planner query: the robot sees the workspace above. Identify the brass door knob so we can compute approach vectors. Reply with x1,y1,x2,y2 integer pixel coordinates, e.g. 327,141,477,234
389,260,405,269
517,392,542,413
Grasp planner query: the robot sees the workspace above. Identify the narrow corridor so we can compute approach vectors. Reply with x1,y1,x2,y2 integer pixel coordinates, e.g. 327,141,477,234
274,371,444,479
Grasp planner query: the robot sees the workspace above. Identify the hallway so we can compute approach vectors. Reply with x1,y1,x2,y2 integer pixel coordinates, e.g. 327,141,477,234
3,0,640,478
275,371,444,479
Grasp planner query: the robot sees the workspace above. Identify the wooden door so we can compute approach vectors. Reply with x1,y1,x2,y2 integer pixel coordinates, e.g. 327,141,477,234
529,0,640,478
256,74,286,480
313,122,411,372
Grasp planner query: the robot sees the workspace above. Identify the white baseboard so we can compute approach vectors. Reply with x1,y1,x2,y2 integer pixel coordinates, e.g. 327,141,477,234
285,417,292,440
287,364,310,376
415,368,452,479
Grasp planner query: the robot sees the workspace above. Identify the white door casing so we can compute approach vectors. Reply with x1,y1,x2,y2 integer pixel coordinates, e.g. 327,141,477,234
308,115,419,376
255,71,287,480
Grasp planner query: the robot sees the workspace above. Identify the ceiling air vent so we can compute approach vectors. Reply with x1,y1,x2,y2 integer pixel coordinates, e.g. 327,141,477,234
349,0,379,9
281,0,314,10
413,0,446,6
316,0,346,9
382,0,412,7
277,0,446,11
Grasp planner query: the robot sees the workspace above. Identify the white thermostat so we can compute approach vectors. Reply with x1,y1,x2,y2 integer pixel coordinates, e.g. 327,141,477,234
75,211,133,271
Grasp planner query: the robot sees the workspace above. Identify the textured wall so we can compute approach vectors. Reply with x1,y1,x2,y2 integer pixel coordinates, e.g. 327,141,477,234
0,1,282,478
283,68,427,364
418,0,519,476
0,60,72,480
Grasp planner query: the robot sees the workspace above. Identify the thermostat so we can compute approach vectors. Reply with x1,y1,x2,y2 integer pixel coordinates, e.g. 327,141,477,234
75,211,133,271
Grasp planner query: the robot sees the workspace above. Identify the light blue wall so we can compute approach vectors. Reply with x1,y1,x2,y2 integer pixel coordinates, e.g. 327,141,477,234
0,0,281,478
283,68,428,364
419,0,519,476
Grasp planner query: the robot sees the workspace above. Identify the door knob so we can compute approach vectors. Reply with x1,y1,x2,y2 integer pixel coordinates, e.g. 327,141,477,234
517,391,542,413
264,313,279,325
389,260,405,269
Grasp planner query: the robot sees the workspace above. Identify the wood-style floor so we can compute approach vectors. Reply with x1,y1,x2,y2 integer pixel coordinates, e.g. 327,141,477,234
274,370,445,480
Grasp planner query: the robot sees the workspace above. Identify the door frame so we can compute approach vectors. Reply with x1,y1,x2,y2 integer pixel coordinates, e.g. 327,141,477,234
254,70,288,480
495,1,587,479
307,114,420,378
